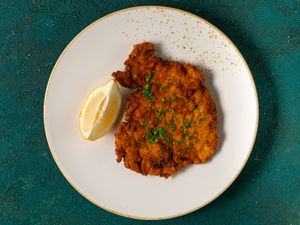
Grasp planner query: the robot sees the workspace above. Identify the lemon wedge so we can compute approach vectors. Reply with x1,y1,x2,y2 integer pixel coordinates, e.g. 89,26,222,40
79,79,122,141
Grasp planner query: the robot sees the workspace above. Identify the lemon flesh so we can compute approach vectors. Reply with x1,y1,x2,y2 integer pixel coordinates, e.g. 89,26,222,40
79,79,122,141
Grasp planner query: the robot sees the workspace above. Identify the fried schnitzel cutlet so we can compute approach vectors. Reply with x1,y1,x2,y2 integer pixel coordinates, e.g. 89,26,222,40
113,42,218,178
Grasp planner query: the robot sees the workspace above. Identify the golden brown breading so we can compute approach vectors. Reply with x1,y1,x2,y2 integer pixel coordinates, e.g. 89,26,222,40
113,42,218,178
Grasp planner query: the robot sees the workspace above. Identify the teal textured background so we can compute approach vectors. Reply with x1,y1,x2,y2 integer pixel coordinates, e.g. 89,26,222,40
1,0,299,224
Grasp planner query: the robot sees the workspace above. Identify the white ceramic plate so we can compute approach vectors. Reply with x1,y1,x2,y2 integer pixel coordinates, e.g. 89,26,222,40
44,6,258,220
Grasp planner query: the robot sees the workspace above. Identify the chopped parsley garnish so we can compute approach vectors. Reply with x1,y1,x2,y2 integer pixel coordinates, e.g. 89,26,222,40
163,138,170,144
143,71,155,99
170,109,175,114
143,84,154,99
171,123,176,131
153,127,166,136
189,136,193,141
156,118,162,125
174,96,180,101
145,70,154,82
183,120,191,129
146,127,167,144
148,102,152,107
168,150,173,155
132,86,141,92
159,148,165,153
198,118,205,124
156,108,166,117
159,84,171,92
172,116,177,121
149,136,158,144
147,131,158,144
172,132,188,144
163,84,171,89
167,120,176,131
162,97,167,104
145,75,152,82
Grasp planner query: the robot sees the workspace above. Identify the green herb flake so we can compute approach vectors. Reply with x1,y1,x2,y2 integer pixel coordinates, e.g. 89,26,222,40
146,127,168,144
146,129,158,144
183,120,191,129
159,87,163,92
154,127,167,136
163,138,170,144
189,136,193,141
171,123,176,132
159,148,164,153
163,84,171,89
148,102,152,107
143,84,154,100
162,97,167,104
156,118,162,125
156,108,166,117
172,116,177,121
145,75,152,82
132,86,141,93
145,84,151,90
169,150,173,155
151,138,158,144
198,118,205,124
170,109,175,114
182,132,187,139
174,96,180,101
156,108,162,117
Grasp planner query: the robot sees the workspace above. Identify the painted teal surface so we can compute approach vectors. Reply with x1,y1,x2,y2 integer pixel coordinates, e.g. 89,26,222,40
1,0,299,224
